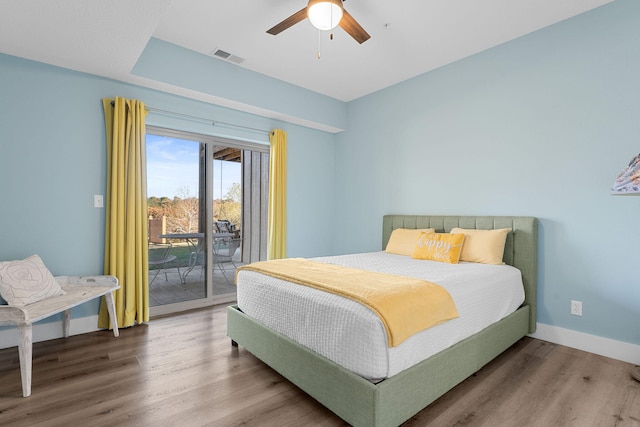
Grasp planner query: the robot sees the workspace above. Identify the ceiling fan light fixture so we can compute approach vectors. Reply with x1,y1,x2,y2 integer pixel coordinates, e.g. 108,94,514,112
307,0,343,31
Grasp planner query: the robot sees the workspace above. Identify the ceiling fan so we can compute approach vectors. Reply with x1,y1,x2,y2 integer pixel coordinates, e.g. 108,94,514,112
267,0,371,44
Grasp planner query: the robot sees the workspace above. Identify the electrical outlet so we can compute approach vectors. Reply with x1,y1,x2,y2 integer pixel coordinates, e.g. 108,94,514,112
571,300,582,316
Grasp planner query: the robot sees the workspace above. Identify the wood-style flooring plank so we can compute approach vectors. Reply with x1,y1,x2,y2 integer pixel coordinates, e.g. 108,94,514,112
1,304,639,426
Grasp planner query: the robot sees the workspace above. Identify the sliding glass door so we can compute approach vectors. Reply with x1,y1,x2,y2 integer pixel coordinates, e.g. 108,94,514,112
146,126,269,316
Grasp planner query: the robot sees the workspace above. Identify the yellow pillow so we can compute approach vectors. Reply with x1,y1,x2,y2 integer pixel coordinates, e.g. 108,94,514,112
412,232,465,264
385,228,435,256
450,227,512,264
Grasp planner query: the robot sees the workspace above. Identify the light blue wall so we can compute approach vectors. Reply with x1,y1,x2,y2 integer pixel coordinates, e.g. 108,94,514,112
334,0,640,345
0,54,335,322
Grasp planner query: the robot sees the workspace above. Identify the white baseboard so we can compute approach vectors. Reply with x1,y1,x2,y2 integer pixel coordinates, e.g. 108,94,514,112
0,315,101,350
530,323,640,365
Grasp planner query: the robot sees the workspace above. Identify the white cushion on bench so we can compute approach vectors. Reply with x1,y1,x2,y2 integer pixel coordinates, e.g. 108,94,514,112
0,255,65,307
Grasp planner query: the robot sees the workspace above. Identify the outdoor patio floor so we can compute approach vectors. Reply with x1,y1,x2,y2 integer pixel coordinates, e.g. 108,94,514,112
149,263,242,307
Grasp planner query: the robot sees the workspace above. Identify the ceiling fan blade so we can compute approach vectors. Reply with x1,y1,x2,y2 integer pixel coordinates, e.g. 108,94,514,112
267,7,308,35
339,8,370,44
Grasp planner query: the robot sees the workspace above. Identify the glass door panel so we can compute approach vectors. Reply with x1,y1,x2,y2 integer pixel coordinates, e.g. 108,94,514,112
212,146,243,295
147,133,207,307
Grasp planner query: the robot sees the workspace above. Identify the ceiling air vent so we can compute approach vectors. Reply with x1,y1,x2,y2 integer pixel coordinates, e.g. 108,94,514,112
213,49,231,59
211,48,245,65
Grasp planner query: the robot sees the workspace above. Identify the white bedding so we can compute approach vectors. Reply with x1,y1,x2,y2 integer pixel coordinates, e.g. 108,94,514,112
236,251,525,381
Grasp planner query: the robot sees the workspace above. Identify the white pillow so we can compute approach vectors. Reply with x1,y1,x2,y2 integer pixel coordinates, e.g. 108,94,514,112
0,255,65,306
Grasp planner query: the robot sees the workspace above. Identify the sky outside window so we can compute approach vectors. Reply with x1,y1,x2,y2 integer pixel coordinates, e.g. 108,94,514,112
146,134,240,199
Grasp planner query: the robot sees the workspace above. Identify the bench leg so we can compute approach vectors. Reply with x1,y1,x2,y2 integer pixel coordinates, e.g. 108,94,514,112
17,324,32,397
104,291,119,337
63,309,71,338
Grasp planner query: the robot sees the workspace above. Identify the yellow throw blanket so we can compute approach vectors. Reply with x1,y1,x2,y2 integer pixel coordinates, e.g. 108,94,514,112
236,258,459,347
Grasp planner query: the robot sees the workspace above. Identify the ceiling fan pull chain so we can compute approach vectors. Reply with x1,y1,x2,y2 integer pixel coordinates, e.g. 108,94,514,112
317,29,322,59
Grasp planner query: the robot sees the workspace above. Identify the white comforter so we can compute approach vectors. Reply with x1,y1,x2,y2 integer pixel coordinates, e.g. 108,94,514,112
236,251,524,381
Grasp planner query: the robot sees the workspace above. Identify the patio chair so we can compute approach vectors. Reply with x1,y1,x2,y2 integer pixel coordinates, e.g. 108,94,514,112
148,242,180,284
213,237,242,281
214,220,231,233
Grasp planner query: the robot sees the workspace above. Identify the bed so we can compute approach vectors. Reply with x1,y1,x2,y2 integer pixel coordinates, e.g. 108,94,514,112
227,215,537,427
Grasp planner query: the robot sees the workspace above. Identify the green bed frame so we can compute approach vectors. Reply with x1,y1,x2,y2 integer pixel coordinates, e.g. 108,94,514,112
227,215,538,427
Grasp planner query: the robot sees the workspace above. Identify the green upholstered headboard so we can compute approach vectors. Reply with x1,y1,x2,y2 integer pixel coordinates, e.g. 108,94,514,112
382,215,538,333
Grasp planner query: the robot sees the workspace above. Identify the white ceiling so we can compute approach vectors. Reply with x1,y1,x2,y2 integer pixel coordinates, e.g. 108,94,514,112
0,0,614,102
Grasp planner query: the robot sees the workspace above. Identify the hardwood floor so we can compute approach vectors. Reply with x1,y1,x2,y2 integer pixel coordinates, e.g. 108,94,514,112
1,304,639,426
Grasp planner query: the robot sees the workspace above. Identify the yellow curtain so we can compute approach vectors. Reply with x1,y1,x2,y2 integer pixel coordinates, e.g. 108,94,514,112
98,97,149,329
268,129,287,260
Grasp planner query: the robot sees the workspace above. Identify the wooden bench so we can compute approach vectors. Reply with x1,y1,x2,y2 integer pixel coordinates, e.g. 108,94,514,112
0,275,119,397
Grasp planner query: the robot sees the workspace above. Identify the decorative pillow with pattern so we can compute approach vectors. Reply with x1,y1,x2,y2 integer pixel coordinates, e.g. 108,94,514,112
412,232,465,264
385,228,435,256
0,255,65,307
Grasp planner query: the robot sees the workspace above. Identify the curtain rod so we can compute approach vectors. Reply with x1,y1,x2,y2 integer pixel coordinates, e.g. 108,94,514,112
109,101,271,135
148,107,271,135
